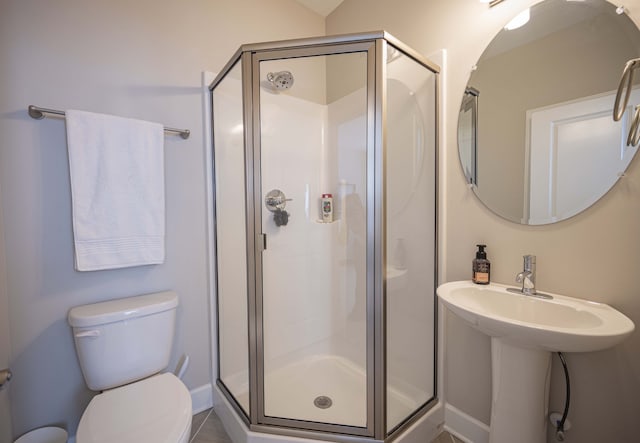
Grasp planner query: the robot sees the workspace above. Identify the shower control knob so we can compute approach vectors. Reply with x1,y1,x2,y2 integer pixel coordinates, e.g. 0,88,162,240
265,189,292,212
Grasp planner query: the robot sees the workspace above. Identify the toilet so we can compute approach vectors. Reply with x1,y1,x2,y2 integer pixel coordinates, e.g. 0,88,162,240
68,291,192,443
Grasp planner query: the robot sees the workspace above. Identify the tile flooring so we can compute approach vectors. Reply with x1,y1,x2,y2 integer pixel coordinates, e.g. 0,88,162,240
189,408,464,443
190,409,232,443
431,431,465,443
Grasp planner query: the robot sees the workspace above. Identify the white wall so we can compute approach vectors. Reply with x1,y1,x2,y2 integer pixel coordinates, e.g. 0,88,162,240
328,1,640,442
0,0,324,439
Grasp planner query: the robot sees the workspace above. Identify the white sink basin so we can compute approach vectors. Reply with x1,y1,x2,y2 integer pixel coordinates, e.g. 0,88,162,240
438,280,635,442
437,280,634,352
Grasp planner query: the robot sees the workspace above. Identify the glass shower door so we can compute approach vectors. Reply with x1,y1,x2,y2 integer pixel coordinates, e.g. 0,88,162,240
384,45,437,433
212,60,250,417
253,44,374,433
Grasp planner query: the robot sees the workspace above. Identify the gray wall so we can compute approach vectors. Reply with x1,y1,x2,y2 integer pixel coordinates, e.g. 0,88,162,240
0,0,324,439
328,0,640,442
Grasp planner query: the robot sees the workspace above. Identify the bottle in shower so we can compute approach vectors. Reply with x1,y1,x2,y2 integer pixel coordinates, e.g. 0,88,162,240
322,194,333,222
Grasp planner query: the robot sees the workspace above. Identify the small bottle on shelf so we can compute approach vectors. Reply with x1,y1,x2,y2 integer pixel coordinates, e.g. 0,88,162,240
321,194,333,223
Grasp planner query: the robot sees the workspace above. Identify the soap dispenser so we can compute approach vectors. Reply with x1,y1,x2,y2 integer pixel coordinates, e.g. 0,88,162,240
472,244,490,285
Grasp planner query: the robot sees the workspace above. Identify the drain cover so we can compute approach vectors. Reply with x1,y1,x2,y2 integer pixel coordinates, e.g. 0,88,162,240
313,395,333,409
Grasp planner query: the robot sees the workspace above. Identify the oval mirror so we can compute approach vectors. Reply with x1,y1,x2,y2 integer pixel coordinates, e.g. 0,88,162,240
458,0,640,225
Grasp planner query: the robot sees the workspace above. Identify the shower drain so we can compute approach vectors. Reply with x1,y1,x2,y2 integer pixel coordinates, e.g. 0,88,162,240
313,395,333,409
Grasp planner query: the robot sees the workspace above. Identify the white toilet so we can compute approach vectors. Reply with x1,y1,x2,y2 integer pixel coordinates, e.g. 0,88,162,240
68,291,192,443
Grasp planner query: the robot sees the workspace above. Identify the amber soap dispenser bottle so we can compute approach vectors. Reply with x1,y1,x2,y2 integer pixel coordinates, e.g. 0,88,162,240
472,244,490,285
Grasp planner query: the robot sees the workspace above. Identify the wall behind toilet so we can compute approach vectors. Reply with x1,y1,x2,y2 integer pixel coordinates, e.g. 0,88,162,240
0,0,324,439
327,0,640,442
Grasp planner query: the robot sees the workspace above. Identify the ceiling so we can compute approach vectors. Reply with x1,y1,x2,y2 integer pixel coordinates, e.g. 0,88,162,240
295,0,345,17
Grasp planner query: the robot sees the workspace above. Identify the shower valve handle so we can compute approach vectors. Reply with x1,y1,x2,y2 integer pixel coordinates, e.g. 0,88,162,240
265,189,292,212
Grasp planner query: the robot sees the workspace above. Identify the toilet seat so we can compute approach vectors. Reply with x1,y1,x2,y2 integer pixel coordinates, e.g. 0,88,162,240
76,372,192,443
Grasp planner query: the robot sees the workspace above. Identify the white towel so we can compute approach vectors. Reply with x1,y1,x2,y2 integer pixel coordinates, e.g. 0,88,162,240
65,110,165,271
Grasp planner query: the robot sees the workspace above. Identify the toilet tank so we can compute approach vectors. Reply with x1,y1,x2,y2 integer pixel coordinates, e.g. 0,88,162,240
68,291,178,391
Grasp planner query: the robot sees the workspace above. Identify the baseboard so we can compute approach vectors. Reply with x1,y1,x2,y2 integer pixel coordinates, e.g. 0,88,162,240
191,383,214,415
444,403,490,443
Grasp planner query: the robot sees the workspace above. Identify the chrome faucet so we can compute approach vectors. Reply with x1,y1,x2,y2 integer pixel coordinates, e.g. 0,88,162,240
508,255,553,299
516,255,536,295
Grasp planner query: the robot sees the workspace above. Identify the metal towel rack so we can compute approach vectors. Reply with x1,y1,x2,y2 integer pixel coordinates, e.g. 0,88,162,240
28,105,191,139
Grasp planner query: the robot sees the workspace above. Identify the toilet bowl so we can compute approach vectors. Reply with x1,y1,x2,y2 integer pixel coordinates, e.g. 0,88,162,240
14,427,67,443
76,373,191,443
68,291,192,443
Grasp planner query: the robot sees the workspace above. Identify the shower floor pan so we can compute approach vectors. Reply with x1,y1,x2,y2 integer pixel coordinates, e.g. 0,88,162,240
233,354,420,429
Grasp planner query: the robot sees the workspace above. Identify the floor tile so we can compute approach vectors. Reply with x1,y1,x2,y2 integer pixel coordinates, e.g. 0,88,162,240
431,431,465,443
191,409,233,443
190,409,212,439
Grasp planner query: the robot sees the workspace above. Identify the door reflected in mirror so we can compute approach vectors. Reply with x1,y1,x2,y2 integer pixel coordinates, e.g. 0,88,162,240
458,0,640,225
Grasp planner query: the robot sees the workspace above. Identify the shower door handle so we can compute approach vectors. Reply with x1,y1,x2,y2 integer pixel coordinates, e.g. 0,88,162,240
259,233,267,251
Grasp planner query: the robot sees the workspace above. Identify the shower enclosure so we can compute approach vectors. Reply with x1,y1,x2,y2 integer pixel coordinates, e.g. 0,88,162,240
210,31,439,442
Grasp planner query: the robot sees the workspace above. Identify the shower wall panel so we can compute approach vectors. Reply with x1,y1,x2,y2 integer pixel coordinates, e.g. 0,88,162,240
259,55,370,375
260,92,332,366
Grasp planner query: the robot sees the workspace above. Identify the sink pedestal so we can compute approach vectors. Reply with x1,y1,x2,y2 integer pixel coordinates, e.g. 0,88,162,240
490,338,551,443
438,281,635,443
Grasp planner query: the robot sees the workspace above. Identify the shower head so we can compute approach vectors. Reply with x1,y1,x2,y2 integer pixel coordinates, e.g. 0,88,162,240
266,71,294,90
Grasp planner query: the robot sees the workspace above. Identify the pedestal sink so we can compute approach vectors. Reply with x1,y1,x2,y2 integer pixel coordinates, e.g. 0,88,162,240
437,281,634,443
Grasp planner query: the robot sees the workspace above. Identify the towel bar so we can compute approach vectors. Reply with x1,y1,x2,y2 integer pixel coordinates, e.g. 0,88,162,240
28,105,191,139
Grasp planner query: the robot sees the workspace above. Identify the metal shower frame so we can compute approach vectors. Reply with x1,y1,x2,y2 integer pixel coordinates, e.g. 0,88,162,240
209,30,440,443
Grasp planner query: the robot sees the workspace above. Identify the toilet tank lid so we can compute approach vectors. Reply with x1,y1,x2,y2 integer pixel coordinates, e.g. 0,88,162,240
68,291,178,328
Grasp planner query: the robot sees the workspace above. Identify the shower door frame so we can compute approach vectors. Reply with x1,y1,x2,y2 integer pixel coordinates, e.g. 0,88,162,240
248,39,381,439
210,31,440,443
